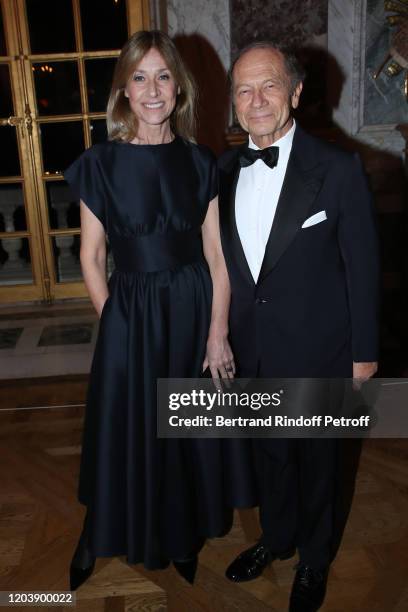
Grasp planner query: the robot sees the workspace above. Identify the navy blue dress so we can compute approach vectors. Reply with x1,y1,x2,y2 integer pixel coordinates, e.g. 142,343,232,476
64,136,256,569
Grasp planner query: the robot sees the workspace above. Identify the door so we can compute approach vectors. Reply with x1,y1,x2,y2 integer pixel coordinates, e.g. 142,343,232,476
0,0,150,303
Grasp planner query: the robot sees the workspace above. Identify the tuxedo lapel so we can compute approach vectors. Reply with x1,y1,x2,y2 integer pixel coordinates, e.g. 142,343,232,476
257,128,326,284
219,152,255,286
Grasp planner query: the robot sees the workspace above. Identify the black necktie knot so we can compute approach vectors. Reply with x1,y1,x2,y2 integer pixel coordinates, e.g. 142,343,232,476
239,145,279,169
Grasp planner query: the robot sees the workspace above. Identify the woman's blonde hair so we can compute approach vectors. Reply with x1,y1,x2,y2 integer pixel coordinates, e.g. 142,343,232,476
107,30,197,142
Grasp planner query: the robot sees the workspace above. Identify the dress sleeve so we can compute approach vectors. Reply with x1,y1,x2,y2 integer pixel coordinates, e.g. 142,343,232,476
208,150,218,201
64,147,106,230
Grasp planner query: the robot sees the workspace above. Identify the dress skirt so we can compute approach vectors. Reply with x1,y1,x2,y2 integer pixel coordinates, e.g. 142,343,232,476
79,264,257,569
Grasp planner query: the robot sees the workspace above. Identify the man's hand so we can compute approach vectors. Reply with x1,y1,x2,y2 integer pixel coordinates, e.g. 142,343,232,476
352,361,378,390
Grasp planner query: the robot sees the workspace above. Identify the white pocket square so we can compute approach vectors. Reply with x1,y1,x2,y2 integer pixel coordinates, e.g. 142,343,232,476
301,210,327,228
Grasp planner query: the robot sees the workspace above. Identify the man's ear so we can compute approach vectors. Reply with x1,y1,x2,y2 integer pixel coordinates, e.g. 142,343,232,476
291,82,303,109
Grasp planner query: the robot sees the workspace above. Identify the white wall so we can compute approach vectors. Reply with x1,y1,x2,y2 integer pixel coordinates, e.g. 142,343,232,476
166,0,231,71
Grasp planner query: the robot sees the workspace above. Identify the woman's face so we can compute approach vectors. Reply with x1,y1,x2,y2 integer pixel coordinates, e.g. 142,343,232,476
124,47,179,131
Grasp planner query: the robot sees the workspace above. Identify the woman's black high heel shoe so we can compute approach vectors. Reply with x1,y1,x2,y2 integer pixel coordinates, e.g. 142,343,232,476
70,559,95,592
69,512,96,591
173,556,198,585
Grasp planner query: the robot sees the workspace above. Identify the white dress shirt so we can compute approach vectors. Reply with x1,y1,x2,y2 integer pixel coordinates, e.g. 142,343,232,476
235,120,296,282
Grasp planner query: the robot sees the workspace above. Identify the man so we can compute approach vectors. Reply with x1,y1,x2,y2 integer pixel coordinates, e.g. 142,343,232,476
218,42,379,612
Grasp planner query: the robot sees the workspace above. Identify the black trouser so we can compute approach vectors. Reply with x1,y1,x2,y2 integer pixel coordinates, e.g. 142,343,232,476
256,437,338,570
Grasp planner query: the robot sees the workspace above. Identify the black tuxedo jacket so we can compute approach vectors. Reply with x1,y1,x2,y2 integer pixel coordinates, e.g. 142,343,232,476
218,125,380,377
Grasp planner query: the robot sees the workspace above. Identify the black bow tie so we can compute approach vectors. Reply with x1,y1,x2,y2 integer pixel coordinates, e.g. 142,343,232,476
239,145,279,169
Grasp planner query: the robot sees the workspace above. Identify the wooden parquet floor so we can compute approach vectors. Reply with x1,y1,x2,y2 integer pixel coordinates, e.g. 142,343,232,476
0,398,407,612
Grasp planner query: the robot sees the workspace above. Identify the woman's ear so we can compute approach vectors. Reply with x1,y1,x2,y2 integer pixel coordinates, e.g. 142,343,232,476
177,85,181,95
124,88,129,99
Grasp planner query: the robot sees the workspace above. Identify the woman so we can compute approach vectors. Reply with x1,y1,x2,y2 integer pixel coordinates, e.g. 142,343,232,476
65,30,256,590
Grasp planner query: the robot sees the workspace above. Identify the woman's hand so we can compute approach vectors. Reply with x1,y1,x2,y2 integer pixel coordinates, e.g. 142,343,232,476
201,196,235,384
203,332,236,381
79,200,109,317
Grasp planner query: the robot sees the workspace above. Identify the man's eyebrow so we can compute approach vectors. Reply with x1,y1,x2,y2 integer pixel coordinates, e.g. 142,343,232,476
234,76,283,88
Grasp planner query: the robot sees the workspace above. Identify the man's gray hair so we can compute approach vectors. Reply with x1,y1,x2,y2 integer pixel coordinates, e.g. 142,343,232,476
229,41,306,92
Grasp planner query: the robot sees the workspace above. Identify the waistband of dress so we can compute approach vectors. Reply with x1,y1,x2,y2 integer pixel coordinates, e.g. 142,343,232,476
110,230,204,273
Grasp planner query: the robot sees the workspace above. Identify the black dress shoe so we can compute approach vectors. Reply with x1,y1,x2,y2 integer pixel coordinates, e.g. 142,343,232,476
225,542,295,583
289,563,329,611
173,556,198,584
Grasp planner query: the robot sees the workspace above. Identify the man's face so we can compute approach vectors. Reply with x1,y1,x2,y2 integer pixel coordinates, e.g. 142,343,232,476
232,47,302,145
